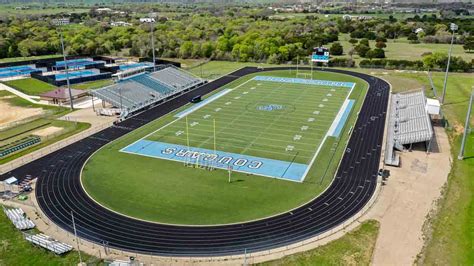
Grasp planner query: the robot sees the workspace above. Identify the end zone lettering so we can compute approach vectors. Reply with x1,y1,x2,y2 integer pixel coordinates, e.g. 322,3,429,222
162,147,263,169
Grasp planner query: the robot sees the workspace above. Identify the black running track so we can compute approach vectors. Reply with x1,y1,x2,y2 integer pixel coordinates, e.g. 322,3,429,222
1,67,389,257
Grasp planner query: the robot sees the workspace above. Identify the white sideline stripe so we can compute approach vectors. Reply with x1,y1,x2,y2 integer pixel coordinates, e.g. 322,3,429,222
174,88,233,118
299,82,356,182
327,99,351,136
121,78,256,152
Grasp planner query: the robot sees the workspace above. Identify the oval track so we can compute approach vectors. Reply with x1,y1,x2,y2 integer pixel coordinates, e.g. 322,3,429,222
1,67,389,257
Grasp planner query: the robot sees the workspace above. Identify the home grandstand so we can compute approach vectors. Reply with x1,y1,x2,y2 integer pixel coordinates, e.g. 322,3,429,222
92,65,205,118
385,90,434,166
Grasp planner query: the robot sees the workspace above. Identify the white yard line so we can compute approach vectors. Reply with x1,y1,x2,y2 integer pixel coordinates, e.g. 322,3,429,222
299,82,356,182
122,77,260,151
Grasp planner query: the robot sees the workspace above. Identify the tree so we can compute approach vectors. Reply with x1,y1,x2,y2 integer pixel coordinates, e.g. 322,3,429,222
372,48,385,58
375,41,386,49
407,33,419,43
349,38,358,46
330,42,343,56
179,41,193,58
355,44,370,57
365,49,377,59
463,37,474,52
360,38,370,47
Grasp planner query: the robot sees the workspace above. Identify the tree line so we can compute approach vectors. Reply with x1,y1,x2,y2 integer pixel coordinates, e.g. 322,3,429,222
0,8,472,67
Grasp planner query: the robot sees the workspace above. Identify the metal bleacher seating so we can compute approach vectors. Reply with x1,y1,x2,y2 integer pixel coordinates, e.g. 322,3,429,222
150,66,202,90
25,233,73,255
3,207,35,230
385,90,434,166
92,65,204,118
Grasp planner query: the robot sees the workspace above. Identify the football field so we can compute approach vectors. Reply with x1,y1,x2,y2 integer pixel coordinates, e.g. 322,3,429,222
122,76,355,182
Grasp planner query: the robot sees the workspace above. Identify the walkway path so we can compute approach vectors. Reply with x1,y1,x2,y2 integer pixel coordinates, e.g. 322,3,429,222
367,126,451,265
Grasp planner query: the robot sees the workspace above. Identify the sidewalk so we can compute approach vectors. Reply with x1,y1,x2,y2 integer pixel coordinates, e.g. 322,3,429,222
367,126,451,265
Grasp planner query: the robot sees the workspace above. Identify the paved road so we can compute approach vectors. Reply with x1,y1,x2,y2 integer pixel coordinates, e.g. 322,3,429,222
1,67,390,257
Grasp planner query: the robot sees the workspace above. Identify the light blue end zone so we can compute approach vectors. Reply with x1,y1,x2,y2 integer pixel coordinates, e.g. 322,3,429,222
331,100,354,137
253,76,355,88
121,140,308,182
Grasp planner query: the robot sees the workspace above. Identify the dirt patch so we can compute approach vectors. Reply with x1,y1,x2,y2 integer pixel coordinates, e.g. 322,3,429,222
33,126,63,137
452,122,464,136
0,100,44,126
369,126,451,265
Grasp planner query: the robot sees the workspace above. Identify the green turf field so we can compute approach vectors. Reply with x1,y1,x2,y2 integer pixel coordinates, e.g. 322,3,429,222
143,77,350,167
82,70,366,225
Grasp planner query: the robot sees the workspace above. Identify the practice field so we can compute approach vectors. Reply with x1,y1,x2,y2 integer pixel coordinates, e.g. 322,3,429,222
122,76,355,182
82,70,367,225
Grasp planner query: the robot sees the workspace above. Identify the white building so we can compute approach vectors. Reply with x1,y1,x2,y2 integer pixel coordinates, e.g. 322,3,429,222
139,18,155,23
111,21,132,27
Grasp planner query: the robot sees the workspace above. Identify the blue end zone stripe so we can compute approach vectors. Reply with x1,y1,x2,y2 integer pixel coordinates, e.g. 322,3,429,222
121,140,308,182
253,76,355,88
331,100,354,137
174,89,233,118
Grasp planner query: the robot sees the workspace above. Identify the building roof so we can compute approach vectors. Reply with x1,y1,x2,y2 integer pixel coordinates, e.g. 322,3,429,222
40,88,87,100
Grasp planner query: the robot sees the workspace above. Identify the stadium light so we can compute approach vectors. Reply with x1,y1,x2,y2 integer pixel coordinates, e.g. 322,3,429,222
53,18,74,110
441,23,458,104
458,89,473,160
141,17,157,72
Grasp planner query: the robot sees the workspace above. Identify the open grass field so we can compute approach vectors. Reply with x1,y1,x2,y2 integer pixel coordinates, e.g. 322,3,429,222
0,206,98,265
0,55,62,64
331,34,474,64
82,69,367,225
0,5,89,16
3,78,56,96
260,220,380,266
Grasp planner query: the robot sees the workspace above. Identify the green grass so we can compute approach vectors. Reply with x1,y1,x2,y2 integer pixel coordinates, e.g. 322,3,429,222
0,55,62,64
0,206,99,265
187,60,278,80
342,68,473,265
0,119,50,141
3,78,56,96
0,91,90,164
260,220,380,266
146,79,348,163
82,70,367,225
0,119,90,164
0,5,89,16
71,79,114,90
331,34,473,64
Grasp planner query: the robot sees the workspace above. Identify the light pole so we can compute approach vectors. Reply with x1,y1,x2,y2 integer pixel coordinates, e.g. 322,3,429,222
141,17,157,72
458,89,473,160
53,18,74,110
441,23,458,104
150,21,156,72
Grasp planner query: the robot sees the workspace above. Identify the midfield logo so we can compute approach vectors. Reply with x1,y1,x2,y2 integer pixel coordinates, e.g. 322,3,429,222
256,104,284,111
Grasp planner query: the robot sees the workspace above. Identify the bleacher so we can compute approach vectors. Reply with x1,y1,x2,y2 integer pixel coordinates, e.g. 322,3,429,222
151,66,202,90
3,207,35,230
92,65,205,118
25,233,73,255
385,90,434,166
